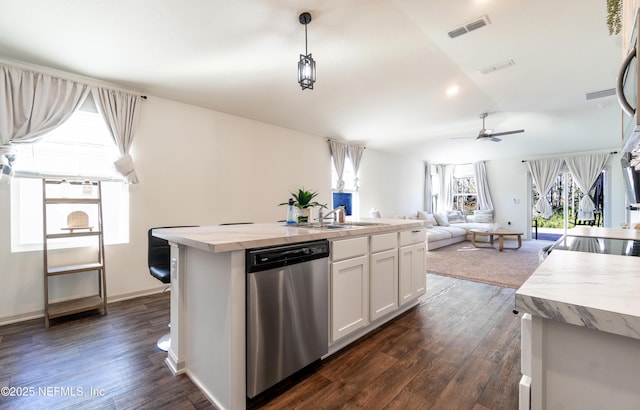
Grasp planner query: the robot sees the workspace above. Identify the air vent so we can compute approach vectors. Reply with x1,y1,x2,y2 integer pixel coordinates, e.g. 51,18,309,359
585,88,616,100
448,15,491,39
479,59,516,75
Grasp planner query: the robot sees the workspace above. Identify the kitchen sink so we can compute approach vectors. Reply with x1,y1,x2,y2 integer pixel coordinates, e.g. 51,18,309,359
300,221,389,229
338,221,389,226
306,223,353,229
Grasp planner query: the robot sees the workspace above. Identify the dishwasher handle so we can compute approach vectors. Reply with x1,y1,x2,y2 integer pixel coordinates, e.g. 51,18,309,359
246,240,330,273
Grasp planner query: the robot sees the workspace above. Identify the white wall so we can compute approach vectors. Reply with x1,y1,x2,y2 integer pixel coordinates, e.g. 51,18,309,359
358,149,425,218
0,96,425,324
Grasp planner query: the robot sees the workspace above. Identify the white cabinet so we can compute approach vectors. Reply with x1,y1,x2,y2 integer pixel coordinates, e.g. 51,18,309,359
330,237,369,342
330,228,427,344
398,229,426,305
369,233,398,321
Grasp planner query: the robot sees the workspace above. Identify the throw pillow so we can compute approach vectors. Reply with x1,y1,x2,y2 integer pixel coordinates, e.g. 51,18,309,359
446,210,466,224
474,209,494,223
417,211,438,226
434,211,450,227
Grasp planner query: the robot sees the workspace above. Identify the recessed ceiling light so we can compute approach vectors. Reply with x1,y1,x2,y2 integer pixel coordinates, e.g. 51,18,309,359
446,85,460,96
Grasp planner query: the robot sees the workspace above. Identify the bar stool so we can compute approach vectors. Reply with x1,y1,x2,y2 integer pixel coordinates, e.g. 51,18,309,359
147,226,196,351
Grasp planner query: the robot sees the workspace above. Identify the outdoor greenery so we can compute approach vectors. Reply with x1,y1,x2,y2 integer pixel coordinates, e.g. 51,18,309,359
531,172,604,228
607,0,622,35
452,176,477,214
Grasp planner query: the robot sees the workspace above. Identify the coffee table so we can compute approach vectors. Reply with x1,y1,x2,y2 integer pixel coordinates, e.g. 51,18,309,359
470,229,523,251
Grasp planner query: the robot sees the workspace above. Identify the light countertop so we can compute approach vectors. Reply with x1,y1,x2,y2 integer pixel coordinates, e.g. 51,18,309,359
516,227,640,340
152,218,425,253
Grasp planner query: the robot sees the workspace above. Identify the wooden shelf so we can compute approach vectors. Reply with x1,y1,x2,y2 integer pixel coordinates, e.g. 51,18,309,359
47,262,104,276
42,178,107,328
45,198,100,204
47,295,106,319
46,231,102,239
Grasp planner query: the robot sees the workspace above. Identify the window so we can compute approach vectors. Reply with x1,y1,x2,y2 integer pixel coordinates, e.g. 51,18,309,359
331,156,359,217
452,164,477,214
10,96,129,252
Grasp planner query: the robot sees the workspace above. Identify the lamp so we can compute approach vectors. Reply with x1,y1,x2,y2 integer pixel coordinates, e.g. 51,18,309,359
298,12,316,90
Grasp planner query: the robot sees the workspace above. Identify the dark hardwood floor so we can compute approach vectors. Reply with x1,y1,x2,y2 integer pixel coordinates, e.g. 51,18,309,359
0,274,520,409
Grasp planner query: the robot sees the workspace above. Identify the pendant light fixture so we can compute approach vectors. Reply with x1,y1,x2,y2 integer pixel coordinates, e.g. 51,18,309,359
298,12,316,90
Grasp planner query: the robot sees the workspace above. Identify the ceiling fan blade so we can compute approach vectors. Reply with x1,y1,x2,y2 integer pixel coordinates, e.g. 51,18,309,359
476,134,501,142
488,129,524,137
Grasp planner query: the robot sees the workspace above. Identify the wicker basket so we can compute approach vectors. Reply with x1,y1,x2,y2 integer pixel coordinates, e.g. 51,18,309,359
63,211,93,232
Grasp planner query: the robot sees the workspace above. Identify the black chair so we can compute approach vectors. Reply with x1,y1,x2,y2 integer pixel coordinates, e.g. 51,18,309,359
148,226,197,351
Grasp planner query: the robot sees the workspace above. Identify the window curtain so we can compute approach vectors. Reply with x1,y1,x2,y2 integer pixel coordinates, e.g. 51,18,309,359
424,162,433,213
473,161,494,211
92,87,141,184
564,153,608,221
329,140,347,192
441,164,454,211
346,144,364,191
0,63,89,157
527,158,564,219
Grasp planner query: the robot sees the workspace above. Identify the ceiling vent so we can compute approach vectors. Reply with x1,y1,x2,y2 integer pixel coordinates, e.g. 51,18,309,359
448,15,491,39
585,88,616,100
479,59,516,75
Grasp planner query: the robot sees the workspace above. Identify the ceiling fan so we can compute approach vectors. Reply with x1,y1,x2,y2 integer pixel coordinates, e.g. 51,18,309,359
472,112,524,142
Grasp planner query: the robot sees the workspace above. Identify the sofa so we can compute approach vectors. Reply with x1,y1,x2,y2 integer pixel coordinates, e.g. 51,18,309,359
417,210,496,251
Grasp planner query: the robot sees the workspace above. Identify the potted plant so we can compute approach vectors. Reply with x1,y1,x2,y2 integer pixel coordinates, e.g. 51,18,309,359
280,188,327,224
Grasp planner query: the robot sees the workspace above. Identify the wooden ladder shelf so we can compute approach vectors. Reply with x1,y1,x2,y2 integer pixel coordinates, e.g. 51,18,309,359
42,179,107,327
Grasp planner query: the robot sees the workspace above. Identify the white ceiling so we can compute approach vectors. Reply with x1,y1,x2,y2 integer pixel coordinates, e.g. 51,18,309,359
0,0,625,163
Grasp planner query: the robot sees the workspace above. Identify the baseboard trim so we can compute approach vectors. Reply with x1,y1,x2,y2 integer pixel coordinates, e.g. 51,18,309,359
0,286,167,327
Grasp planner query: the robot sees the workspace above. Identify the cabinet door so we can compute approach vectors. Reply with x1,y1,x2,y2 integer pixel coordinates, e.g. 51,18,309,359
370,249,398,321
399,242,426,305
331,255,369,342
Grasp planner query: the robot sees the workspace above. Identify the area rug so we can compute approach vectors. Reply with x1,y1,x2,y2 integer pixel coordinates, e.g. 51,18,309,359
427,240,555,288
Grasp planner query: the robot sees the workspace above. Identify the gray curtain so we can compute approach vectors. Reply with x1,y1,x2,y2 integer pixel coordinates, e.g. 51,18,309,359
92,87,142,184
527,158,564,219
346,144,364,191
329,140,347,192
473,161,494,211
424,162,432,213
0,64,89,158
564,154,608,220
441,164,454,211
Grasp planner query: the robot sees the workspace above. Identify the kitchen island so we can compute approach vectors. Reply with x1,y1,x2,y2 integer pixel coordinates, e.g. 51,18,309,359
153,219,426,410
515,227,640,410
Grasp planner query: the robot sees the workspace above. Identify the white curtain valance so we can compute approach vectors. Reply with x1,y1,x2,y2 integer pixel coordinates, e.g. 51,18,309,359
441,164,454,211
92,87,142,184
0,64,89,149
564,154,608,221
346,144,364,191
527,158,564,219
329,140,347,192
473,161,494,211
424,162,432,213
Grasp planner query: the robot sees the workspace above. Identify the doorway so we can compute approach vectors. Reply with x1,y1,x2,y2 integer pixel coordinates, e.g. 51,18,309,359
531,170,604,241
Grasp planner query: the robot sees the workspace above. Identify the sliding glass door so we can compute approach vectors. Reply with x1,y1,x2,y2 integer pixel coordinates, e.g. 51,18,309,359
531,170,604,240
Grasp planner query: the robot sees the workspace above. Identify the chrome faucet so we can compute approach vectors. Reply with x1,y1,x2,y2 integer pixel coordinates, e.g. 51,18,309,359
318,206,345,225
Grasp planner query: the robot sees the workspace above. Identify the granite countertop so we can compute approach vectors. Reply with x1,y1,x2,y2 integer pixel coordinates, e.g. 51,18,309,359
152,218,425,253
566,226,640,240
516,246,640,341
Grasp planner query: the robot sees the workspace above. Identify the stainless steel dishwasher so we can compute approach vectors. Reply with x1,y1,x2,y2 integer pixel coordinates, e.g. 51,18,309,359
246,239,330,398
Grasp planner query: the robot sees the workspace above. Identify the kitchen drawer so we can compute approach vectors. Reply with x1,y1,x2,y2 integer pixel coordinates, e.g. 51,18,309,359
370,232,398,253
521,313,532,376
399,229,426,247
331,237,368,261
